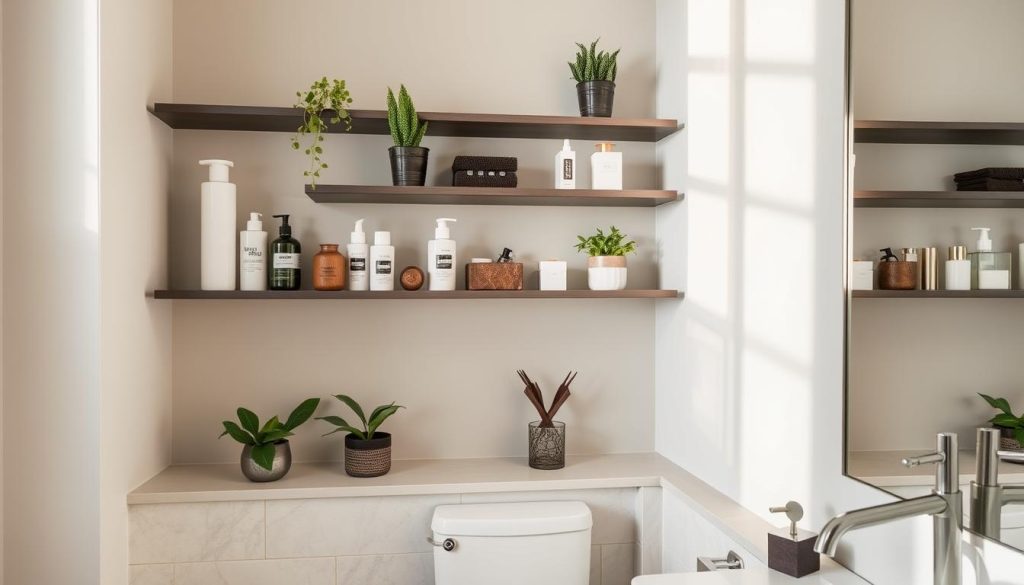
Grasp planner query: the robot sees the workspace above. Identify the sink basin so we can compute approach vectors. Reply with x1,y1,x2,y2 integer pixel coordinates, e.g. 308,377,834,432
632,566,859,585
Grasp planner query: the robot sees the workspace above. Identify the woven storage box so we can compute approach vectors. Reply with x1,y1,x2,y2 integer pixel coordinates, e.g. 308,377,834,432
466,262,523,290
344,432,391,477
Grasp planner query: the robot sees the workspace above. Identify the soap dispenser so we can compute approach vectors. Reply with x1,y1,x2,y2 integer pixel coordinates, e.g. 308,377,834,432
591,142,622,190
970,227,1011,290
200,159,237,290
427,218,457,291
767,501,819,578
347,219,369,291
270,214,301,290
554,139,576,189
239,212,267,291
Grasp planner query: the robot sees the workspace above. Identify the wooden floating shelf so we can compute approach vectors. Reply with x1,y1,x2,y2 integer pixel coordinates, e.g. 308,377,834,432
306,185,680,207
149,103,681,142
854,190,1024,208
853,290,1024,299
153,290,683,300
855,120,1024,145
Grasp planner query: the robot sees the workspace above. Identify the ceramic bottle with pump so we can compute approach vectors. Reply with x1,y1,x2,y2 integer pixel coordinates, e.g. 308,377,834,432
347,219,369,291
555,140,576,189
270,214,301,290
370,231,395,291
200,159,236,290
970,227,1011,290
427,218,457,291
239,212,267,291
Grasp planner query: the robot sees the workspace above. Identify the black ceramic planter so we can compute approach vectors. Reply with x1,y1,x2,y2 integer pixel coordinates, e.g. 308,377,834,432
576,80,616,117
389,146,429,186
345,432,392,477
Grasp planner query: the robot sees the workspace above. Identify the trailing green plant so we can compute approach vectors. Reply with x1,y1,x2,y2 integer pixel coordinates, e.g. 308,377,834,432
575,226,637,257
318,394,403,440
386,85,428,148
220,398,321,470
568,38,620,83
291,77,354,188
979,393,1024,445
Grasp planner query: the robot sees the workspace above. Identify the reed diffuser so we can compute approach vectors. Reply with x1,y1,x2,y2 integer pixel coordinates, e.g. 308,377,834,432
517,370,577,470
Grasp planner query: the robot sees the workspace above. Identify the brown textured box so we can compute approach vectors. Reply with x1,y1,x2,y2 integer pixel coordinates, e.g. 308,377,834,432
768,528,820,578
466,262,524,290
878,261,917,290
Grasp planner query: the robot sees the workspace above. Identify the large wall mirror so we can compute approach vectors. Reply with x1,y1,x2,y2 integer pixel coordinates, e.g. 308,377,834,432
845,0,1024,553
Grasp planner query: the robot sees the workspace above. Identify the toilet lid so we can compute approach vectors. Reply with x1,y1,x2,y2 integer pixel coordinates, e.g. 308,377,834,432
431,501,592,536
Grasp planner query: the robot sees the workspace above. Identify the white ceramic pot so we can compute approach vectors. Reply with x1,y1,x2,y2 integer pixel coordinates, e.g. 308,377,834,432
587,256,627,290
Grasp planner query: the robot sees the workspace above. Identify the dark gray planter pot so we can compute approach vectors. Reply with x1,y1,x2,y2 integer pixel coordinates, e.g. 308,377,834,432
240,440,292,482
576,80,616,117
344,432,392,477
389,146,429,186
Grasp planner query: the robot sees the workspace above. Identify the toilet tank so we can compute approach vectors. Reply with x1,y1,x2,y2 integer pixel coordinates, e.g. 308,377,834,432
431,501,592,585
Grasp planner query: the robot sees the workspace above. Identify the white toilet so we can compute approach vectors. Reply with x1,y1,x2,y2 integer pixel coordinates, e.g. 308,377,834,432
431,501,593,585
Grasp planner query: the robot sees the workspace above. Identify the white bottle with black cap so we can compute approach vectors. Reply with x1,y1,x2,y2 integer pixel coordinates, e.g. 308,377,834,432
427,218,457,291
347,218,369,291
370,230,395,291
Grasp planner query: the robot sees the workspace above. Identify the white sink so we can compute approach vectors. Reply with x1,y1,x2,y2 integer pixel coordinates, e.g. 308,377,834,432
632,565,861,585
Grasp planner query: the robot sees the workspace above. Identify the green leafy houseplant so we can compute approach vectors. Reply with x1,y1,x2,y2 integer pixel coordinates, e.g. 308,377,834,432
291,77,354,188
979,393,1024,446
568,38,620,83
575,226,637,257
220,398,320,470
318,394,402,440
386,85,428,147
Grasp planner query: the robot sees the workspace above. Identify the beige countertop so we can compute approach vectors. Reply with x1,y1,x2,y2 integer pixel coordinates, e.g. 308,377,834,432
847,449,1024,487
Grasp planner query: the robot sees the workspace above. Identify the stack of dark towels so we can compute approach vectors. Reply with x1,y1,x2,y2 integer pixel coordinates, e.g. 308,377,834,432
452,156,518,188
953,167,1024,191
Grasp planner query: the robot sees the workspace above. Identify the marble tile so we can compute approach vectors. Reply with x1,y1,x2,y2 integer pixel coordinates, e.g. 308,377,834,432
174,558,335,585
600,543,635,585
266,494,458,558
590,544,602,585
129,502,265,564
130,564,173,585
635,486,662,574
336,553,433,585
460,488,638,545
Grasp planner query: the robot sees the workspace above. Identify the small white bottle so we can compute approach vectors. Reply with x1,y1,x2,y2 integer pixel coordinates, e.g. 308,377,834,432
427,218,457,291
239,212,267,291
555,139,576,189
347,218,369,291
591,142,623,190
200,159,237,290
945,245,971,291
369,231,395,291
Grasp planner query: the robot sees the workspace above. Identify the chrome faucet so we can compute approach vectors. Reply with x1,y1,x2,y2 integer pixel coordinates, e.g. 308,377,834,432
815,432,962,585
969,427,1024,540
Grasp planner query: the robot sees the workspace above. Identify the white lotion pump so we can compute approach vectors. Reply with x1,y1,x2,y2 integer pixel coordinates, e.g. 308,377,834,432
348,218,369,291
239,212,267,291
200,159,237,290
428,218,458,291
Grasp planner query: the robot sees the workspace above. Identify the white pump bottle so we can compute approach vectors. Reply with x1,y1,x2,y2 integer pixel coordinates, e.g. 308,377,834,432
428,218,458,291
200,159,237,290
347,219,369,291
239,212,267,291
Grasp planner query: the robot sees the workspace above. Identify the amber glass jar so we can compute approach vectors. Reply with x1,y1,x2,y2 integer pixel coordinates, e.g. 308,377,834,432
313,244,346,291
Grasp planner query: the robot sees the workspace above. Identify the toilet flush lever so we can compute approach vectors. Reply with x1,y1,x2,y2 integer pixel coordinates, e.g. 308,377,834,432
427,536,457,552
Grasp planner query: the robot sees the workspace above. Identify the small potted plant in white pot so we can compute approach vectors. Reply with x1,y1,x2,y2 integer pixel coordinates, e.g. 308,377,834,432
979,393,1024,452
318,394,403,477
386,85,429,186
568,38,620,117
575,226,636,291
219,398,320,482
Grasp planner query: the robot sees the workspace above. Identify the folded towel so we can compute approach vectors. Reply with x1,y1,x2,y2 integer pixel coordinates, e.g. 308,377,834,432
452,156,518,173
954,167,1024,182
955,177,1024,191
452,170,518,188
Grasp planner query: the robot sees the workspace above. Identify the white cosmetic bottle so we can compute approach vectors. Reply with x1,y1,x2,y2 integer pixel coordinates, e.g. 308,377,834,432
370,231,395,291
555,139,576,189
591,142,622,190
239,212,267,291
945,245,970,291
347,218,369,291
427,218,457,291
200,159,237,290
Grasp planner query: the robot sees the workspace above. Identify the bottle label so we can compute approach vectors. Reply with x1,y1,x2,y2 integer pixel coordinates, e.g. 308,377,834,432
274,253,300,269
435,254,453,270
242,246,263,261
350,257,366,272
562,159,574,180
375,260,392,275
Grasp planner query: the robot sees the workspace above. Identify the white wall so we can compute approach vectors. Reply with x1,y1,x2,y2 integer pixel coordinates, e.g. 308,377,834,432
2,0,102,583
99,1,174,584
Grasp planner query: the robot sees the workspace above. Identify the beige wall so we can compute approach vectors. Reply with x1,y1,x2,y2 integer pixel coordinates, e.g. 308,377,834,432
99,0,173,583
169,0,661,464
848,0,1024,452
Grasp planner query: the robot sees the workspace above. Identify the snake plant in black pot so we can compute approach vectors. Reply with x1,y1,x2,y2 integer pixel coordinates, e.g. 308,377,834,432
386,85,429,186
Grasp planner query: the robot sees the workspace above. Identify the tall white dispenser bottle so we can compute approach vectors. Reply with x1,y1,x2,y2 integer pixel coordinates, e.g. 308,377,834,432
200,159,237,290
428,218,457,291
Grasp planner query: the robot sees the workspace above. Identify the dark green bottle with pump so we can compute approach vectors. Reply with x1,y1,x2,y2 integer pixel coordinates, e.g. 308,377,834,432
270,214,301,290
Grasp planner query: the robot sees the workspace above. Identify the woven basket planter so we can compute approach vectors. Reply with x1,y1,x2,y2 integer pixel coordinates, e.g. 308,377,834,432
998,426,1024,452
345,432,392,477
